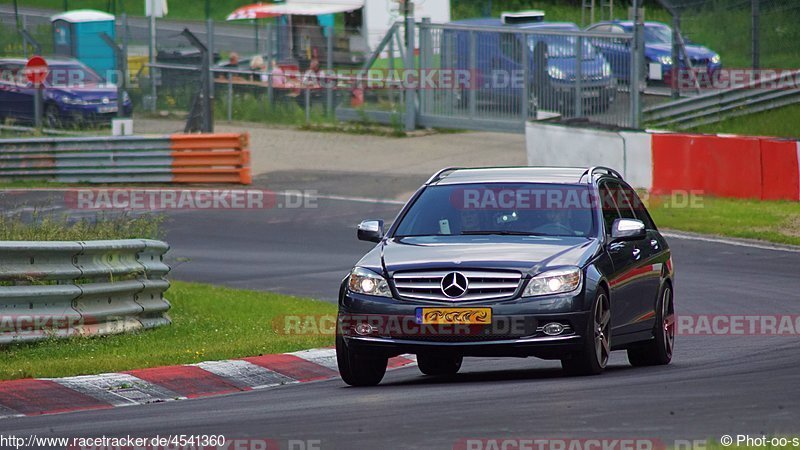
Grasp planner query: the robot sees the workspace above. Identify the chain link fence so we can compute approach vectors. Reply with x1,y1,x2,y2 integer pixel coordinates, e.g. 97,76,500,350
659,0,800,70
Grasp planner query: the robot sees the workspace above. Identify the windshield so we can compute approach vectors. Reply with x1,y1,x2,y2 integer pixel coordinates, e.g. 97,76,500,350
46,63,104,87
644,24,672,45
393,183,596,238
529,35,597,59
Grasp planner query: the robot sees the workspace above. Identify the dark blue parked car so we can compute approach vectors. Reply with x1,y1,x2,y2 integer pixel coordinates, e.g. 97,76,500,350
0,57,132,128
586,21,721,84
445,17,616,114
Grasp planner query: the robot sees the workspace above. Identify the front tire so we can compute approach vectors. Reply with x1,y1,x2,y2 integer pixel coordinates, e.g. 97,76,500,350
336,333,387,386
417,354,462,377
627,283,674,366
561,289,611,376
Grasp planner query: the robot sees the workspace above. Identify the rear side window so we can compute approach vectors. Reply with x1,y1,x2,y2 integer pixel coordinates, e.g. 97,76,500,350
607,181,637,221
598,182,622,235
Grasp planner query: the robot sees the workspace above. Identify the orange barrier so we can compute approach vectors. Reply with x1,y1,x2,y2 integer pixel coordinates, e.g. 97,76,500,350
651,133,781,200
761,139,800,201
169,133,251,185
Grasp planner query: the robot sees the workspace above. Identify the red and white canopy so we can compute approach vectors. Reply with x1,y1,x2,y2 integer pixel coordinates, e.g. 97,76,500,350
227,0,364,21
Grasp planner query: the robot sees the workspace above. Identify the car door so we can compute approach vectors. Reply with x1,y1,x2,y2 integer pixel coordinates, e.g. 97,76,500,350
607,181,660,334
622,183,669,332
0,63,33,122
598,180,639,336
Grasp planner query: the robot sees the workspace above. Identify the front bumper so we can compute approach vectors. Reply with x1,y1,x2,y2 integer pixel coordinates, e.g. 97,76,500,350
58,102,134,123
340,291,591,358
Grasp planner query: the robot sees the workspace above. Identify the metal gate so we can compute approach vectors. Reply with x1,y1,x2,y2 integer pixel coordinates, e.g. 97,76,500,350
338,19,643,133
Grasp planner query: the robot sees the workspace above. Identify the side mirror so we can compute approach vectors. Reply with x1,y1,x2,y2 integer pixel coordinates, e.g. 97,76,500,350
611,218,646,241
357,220,384,243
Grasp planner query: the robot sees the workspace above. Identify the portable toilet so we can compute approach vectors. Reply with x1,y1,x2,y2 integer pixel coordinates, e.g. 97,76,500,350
51,10,116,80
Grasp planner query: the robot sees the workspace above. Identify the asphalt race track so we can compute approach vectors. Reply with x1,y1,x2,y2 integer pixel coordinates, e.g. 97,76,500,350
1,185,799,448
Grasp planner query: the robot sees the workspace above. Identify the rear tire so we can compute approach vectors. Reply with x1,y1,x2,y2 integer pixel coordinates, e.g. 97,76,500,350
628,283,674,367
45,104,62,129
561,289,611,376
417,354,462,377
336,333,387,387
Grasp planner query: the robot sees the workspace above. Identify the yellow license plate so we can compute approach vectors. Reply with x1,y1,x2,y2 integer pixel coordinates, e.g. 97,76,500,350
416,307,492,325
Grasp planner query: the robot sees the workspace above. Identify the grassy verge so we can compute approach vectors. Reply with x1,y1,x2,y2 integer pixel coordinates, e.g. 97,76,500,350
0,210,164,240
647,195,800,246
702,442,800,450
0,281,337,380
682,103,800,139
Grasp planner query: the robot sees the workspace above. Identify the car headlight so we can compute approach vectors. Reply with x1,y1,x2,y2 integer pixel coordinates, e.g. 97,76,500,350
657,55,673,66
347,267,391,297
61,95,88,105
523,267,582,297
602,62,612,77
548,66,567,80
710,54,720,64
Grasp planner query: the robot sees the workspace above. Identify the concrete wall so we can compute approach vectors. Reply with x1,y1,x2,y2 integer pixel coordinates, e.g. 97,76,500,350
525,122,652,189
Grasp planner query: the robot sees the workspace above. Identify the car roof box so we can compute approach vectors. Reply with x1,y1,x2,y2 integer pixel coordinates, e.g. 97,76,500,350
501,10,545,25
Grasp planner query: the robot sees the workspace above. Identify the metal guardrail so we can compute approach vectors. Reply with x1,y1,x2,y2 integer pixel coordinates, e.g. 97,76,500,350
0,239,171,345
642,70,800,129
0,133,251,184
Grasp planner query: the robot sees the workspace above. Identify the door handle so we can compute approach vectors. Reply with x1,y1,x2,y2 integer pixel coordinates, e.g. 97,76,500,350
608,242,625,253
632,248,641,260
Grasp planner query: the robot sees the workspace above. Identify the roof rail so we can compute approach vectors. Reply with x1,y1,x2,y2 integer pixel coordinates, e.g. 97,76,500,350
425,167,461,185
581,166,623,183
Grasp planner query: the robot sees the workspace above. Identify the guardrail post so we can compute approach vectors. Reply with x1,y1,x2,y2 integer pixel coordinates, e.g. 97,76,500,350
404,14,416,132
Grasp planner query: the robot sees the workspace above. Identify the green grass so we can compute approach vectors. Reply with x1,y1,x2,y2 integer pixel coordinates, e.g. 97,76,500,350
682,102,800,139
0,280,337,380
648,195,800,246
0,209,164,240
702,441,800,450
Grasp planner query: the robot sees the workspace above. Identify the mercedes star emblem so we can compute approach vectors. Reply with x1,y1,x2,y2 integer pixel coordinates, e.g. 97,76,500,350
441,272,469,298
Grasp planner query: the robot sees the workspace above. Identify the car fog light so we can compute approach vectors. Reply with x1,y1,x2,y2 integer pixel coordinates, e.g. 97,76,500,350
354,323,375,336
542,322,565,336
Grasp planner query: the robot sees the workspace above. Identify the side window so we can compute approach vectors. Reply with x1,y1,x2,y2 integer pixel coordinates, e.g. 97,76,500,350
0,64,19,85
591,25,611,33
598,182,622,236
607,181,637,221
622,184,656,230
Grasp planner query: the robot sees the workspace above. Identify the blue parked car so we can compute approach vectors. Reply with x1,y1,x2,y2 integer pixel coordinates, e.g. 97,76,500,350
445,15,616,114
0,57,132,128
586,21,721,84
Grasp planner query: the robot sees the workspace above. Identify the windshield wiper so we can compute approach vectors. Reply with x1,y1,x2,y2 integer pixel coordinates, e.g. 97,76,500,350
460,230,547,236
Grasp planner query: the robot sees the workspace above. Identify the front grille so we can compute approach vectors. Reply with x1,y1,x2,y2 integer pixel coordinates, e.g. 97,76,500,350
392,270,522,302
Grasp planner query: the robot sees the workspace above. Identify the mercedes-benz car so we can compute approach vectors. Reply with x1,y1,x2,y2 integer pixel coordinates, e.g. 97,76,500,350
337,167,675,386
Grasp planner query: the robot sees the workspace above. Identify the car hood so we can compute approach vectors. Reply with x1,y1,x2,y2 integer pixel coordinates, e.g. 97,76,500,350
48,86,119,99
647,43,717,59
356,235,600,276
